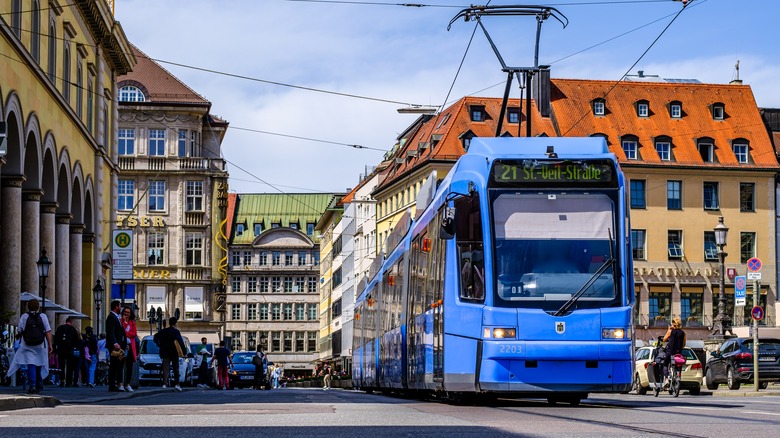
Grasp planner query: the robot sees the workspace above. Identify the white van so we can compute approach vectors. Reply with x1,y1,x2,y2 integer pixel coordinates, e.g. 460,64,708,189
138,335,195,386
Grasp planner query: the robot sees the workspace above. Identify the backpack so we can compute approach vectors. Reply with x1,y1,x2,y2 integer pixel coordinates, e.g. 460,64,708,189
23,312,45,346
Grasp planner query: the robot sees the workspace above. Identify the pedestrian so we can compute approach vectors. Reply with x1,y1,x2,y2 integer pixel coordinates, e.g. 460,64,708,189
662,316,687,386
120,306,138,392
96,333,108,386
323,366,332,390
105,300,127,392
213,340,233,390
83,327,98,387
154,317,185,391
6,299,53,394
195,337,212,388
272,366,281,389
252,346,267,390
54,316,81,387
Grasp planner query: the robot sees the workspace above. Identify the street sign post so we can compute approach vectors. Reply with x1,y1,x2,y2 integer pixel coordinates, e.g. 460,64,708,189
734,276,746,307
747,257,762,272
112,230,134,281
751,306,764,321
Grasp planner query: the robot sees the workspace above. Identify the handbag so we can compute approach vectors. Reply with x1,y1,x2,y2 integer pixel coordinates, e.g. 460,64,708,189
110,348,125,360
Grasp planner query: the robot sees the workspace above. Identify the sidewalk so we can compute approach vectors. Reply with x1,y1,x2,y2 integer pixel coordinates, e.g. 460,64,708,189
0,384,175,411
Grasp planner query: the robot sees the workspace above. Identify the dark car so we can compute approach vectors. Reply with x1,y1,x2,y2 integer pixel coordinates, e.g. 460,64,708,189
228,351,262,388
705,337,780,390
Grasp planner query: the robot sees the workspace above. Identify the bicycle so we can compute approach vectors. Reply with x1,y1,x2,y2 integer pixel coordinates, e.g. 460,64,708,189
668,354,686,398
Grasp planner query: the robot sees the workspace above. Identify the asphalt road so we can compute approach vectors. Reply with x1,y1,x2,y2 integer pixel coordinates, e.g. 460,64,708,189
1,388,779,437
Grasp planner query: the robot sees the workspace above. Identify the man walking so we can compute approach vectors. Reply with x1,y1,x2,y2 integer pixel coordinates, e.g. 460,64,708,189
195,337,212,388
155,317,185,391
213,341,233,390
105,300,127,392
54,316,80,387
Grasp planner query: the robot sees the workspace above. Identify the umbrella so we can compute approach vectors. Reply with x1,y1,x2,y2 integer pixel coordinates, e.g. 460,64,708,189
54,308,89,319
20,292,70,312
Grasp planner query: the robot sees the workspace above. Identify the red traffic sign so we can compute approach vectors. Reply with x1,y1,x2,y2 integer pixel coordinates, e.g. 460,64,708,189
751,306,764,321
747,257,762,272
727,268,737,280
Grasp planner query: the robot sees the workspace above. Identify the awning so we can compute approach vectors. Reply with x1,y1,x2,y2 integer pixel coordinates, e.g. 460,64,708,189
54,309,90,319
21,292,89,318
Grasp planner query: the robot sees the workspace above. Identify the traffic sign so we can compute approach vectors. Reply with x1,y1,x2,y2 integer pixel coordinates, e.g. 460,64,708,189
735,276,746,307
747,272,762,280
747,257,762,272
751,306,764,321
112,229,134,280
727,268,737,280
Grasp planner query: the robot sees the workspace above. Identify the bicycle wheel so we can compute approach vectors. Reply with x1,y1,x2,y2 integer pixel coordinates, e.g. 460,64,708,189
671,371,681,397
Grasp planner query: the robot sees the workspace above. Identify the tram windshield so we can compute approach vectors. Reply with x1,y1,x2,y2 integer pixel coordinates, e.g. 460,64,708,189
491,192,619,311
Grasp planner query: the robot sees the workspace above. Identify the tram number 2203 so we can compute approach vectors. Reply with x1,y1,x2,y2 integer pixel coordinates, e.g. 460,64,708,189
499,344,522,354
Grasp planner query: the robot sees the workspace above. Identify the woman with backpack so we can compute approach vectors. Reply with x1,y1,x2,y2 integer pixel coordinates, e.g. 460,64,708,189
5,299,53,394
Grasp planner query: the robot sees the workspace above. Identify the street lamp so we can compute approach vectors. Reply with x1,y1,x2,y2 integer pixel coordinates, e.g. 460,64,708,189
36,248,51,312
93,279,104,336
712,216,730,338
260,333,267,351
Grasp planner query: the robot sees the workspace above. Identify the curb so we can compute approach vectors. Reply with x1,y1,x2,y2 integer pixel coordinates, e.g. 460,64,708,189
59,388,175,404
0,395,61,412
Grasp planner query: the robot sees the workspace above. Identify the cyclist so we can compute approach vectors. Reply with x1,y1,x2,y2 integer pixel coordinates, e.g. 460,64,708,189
662,316,686,387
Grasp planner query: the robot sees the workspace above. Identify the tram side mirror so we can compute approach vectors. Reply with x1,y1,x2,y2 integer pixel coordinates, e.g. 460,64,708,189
440,207,455,240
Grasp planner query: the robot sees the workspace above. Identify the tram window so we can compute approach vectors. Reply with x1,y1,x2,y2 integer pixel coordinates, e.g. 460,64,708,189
455,194,485,301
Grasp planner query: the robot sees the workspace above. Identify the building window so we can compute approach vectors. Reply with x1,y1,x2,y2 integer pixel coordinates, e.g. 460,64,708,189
62,38,71,102
231,252,241,267
698,142,714,162
76,55,83,117
118,85,146,102
712,103,725,120
247,303,257,321
307,223,315,236
298,251,307,266
248,276,257,293
636,101,649,117
148,180,166,212
259,304,269,320
740,183,755,212
271,332,281,352
243,251,252,265
235,224,245,236
11,0,22,36
741,232,756,264
668,230,683,259
247,332,257,350
470,106,485,122
254,223,262,236
296,303,305,321
681,292,703,324
508,109,520,124
284,277,293,293
631,230,646,260
290,223,298,230
47,19,56,81
147,232,165,265
148,129,166,156
118,129,135,156
622,140,638,160
296,332,305,352
655,141,671,161
284,332,293,352
86,73,94,133
593,99,605,116
667,180,682,210
733,143,749,163
307,332,317,352
178,130,188,157
185,232,203,266
333,267,343,287
703,182,719,210
670,102,682,118
186,181,204,211
231,277,241,293
271,277,281,293
308,277,317,293
704,232,718,261
230,304,241,321
307,304,317,321
630,180,646,209
259,277,269,293
271,304,281,321
283,303,293,321
118,180,135,211
272,251,281,266
294,277,304,293
258,251,268,266
285,252,294,266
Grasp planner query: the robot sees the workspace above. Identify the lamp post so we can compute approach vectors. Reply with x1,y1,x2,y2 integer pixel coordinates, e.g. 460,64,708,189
93,279,104,336
712,216,730,339
260,333,267,351
36,248,51,312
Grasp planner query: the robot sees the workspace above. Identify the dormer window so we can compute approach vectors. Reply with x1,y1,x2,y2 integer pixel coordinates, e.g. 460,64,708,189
636,100,649,117
697,140,714,162
655,138,672,161
732,141,749,163
436,113,450,129
459,130,476,152
621,136,639,160
592,98,606,116
254,223,263,236
712,103,725,120
470,106,486,122
669,101,682,118
236,223,245,236
118,85,146,102
507,108,520,124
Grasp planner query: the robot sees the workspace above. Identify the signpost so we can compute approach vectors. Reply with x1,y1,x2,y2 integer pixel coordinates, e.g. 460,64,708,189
734,276,746,307
112,230,134,305
746,257,762,391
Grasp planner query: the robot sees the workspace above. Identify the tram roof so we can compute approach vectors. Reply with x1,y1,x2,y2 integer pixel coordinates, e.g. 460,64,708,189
465,136,611,158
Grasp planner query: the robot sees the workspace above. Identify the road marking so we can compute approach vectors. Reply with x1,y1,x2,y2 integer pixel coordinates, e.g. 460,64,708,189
742,411,780,416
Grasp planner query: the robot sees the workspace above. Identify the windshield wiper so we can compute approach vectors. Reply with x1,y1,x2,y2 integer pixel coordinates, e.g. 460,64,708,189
554,230,615,317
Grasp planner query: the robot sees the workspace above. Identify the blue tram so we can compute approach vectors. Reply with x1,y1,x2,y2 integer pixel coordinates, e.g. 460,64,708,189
352,137,634,404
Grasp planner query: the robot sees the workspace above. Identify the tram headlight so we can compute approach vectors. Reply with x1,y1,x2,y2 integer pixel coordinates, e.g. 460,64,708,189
484,328,516,339
602,327,627,339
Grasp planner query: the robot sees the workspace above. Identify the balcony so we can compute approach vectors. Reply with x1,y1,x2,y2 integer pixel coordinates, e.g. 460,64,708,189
185,211,206,226
116,156,227,173
183,267,210,280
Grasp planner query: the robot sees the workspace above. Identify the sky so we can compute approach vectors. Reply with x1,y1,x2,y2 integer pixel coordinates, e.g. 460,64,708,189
114,0,780,195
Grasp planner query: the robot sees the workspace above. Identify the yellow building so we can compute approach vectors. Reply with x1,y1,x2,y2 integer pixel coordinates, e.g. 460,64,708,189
1,0,134,327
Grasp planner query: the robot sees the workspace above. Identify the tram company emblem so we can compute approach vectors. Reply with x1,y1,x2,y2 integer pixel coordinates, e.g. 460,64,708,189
555,321,565,334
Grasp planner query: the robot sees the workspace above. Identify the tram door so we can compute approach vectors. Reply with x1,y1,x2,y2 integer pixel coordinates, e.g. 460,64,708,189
432,219,446,384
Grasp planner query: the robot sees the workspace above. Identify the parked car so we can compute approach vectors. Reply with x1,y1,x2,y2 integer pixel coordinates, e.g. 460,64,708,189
228,351,261,389
705,337,780,390
138,335,195,386
633,346,703,395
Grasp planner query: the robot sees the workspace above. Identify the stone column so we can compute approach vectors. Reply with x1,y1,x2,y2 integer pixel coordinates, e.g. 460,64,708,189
21,189,43,295
83,232,97,332
0,176,23,324
55,214,72,314
69,224,84,330
39,203,57,309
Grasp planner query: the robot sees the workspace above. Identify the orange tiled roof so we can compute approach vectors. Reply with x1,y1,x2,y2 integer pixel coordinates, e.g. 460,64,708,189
379,96,556,190
118,45,209,105
550,79,779,169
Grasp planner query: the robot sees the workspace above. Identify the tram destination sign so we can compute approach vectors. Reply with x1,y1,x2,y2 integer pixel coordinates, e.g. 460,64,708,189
491,159,616,186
